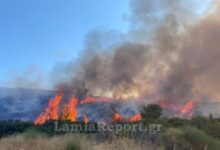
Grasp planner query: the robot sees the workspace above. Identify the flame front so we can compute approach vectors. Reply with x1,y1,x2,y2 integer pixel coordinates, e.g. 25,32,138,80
34,89,196,125
80,96,110,104
34,90,63,125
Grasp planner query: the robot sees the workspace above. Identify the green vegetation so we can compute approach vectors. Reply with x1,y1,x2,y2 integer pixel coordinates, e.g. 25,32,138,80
184,126,220,150
141,104,162,120
0,120,33,138
160,127,220,150
160,128,191,150
65,141,81,150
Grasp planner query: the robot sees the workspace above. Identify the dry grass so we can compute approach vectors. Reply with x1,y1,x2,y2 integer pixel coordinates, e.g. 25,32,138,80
92,137,148,150
0,133,149,150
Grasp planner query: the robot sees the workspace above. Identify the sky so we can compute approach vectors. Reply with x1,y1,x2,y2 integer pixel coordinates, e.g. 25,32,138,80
0,0,212,89
0,0,130,87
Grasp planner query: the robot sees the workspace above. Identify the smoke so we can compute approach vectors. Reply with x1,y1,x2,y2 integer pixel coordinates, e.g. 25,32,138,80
53,0,220,115
1,65,50,90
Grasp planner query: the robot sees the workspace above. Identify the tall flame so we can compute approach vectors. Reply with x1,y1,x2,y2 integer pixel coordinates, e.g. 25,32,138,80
34,90,63,125
68,97,78,122
62,96,78,122
180,100,195,115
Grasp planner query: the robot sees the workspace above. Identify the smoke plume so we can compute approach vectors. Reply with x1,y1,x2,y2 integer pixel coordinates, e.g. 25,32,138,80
53,0,220,116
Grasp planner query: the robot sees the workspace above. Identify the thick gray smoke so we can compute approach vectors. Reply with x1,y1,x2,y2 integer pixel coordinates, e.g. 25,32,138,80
53,0,220,116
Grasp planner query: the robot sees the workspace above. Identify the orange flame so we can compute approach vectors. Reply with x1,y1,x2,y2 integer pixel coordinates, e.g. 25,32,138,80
130,114,142,122
80,96,96,104
35,88,196,125
62,96,78,122
61,103,69,120
159,99,195,117
68,97,78,122
80,96,110,104
113,113,121,122
34,90,64,125
180,100,195,115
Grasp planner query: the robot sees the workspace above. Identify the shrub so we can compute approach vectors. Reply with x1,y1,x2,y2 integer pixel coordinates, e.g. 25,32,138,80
191,116,220,139
0,120,33,137
160,128,191,150
141,104,162,121
205,122,220,139
184,126,220,150
191,116,209,129
168,118,190,127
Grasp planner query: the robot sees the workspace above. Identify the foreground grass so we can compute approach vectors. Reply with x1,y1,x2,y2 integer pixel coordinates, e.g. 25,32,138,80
184,127,220,150
1,126,220,150
160,127,220,150
1,130,220,150
0,133,148,150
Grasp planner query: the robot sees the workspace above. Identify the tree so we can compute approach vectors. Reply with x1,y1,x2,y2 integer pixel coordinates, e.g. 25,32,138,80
141,104,162,120
208,113,214,121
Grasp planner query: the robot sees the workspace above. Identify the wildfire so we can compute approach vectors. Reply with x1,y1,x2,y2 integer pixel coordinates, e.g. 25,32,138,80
113,113,121,122
62,96,78,122
180,100,195,115
61,103,69,120
34,89,196,125
159,100,195,117
130,114,142,122
80,96,110,104
34,90,64,125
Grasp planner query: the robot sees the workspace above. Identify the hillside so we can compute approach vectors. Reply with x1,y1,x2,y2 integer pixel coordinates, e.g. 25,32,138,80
0,87,54,121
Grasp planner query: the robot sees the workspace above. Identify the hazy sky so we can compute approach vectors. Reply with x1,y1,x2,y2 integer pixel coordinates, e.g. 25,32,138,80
0,0,211,89
0,0,129,86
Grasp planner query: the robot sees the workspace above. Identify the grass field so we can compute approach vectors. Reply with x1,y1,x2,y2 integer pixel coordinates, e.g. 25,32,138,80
0,133,149,150
1,125,220,150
